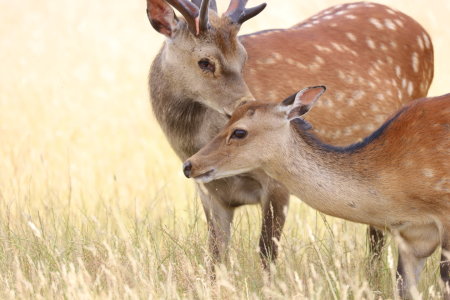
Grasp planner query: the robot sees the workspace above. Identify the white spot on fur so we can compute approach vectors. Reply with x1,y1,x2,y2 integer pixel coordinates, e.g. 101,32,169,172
346,32,357,42
435,178,450,192
273,52,283,61
412,52,419,73
371,103,380,112
366,38,376,49
296,61,306,69
390,41,397,49
376,94,385,101
394,19,404,27
315,45,332,53
345,14,357,19
422,33,431,49
286,58,295,65
352,90,365,100
407,81,414,96
384,19,396,30
308,63,321,72
366,123,376,131
422,168,434,178
380,43,388,52
369,18,384,29
315,56,325,64
395,66,402,78
331,42,344,52
265,58,276,64
417,36,424,50
386,8,396,15
402,78,407,88
386,56,394,64
375,115,385,122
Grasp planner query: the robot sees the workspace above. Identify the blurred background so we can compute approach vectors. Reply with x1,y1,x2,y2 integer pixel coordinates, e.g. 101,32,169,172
0,0,448,298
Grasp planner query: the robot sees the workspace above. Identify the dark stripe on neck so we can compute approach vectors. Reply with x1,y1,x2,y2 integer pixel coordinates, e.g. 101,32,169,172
292,106,408,154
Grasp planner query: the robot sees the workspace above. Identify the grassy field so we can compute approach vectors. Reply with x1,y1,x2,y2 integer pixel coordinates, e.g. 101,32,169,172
0,0,449,298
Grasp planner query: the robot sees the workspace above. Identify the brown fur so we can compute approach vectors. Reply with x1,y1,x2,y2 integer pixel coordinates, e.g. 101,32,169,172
148,1,434,270
186,94,450,298
241,2,434,145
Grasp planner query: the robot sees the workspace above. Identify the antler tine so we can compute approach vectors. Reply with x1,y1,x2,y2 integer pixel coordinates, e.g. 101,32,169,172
165,0,200,34
224,0,246,22
191,0,217,13
224,0,266,25
237,3,266,24
199,0,211,32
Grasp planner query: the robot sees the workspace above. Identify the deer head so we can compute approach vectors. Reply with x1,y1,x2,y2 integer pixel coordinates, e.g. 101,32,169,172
183,86,326,182
147,0,266,115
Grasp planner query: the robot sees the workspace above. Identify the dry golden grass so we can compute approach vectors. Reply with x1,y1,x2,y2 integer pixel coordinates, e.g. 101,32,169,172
0,0,448,298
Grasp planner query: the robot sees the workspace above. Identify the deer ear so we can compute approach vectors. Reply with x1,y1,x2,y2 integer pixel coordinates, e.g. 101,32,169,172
285,86,326,120
147,0,179,37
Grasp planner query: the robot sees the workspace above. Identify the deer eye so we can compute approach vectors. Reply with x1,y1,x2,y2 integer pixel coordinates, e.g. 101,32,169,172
230,129,247,139
198,58,215,73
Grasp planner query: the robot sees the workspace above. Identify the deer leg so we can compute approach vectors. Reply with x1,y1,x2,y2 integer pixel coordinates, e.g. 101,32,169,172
396,250,425,299
259,183,289,269
197,184,234,268
368,226,385,259
395,224,440,299
441,233,450,299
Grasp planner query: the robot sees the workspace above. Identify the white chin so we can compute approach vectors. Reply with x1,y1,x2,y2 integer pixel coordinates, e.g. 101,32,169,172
194,175,214,184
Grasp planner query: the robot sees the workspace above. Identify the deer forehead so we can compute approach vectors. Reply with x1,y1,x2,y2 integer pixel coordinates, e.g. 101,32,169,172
203,14,242,56
228,103,285,129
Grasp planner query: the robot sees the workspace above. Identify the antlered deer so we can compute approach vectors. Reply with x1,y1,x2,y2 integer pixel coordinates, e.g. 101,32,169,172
147,0,433,267
184,86,450,298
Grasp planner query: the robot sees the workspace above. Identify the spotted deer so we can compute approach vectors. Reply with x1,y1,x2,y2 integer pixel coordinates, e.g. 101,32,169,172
184,86,450,298
147,0,434,268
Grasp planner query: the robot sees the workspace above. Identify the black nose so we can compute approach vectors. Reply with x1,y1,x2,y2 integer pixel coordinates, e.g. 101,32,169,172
183,161,192,178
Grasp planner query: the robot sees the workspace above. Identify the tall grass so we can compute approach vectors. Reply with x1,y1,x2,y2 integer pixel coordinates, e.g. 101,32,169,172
0,0,448,298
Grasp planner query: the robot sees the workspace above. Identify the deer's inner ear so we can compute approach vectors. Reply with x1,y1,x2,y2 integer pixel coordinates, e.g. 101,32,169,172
281,92,297,106
147,1,178,38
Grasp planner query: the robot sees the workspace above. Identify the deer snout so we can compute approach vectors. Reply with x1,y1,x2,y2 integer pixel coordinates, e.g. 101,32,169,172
183,161,192,178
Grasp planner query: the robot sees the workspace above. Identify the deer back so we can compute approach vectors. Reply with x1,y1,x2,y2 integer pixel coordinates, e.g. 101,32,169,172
241,2,434,145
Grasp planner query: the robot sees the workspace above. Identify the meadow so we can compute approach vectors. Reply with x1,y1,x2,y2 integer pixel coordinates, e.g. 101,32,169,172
0,0,449,298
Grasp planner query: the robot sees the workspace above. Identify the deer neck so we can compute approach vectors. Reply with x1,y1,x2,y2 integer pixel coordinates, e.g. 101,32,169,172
264,121,387,227
149,47,226,160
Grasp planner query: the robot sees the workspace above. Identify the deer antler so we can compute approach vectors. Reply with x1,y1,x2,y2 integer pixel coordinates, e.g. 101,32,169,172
164,0,199,34
224,0,267,25
191,0,217,12
198,0,211,32
162,0,213,35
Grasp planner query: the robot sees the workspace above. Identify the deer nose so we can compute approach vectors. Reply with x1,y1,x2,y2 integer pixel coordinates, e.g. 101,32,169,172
183,161,192,178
